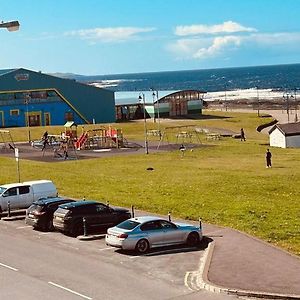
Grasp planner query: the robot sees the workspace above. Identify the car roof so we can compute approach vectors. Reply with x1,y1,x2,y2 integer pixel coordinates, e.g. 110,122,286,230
34,197,75,205
58,200,98,209
0,183,28,189
129,216,167,223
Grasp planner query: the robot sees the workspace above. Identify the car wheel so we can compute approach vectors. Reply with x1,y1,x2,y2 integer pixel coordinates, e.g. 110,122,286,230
135,239,149,254
71,223,83,237
46,219,54,231
186,232,200,246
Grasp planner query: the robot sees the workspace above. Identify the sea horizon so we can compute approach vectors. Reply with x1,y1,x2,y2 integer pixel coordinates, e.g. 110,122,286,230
74,63,300,95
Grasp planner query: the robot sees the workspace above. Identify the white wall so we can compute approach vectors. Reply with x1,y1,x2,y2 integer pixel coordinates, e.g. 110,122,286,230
269,128,286,148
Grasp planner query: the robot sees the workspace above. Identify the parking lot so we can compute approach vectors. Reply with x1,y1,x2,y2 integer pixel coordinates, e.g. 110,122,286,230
0,212,231,300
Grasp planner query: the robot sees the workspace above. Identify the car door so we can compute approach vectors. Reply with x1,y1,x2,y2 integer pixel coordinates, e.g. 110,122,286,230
18,185,32,208
159,220,182,245
140,221,164,247
2,187,19,210
87,204,113,231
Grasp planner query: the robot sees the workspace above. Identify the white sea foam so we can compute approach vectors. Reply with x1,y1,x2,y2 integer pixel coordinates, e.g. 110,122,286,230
203,88,288,102
89,79,143,89
89,82,292,103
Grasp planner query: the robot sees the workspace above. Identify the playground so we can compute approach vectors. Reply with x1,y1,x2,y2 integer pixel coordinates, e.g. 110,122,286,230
0,123,211,162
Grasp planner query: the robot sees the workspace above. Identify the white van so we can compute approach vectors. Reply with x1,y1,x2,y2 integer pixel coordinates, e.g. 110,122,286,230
0,180,57,213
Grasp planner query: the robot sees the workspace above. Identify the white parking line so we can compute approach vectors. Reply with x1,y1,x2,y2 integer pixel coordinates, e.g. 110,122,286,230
48,281,92,300
0,262,18,271
99,247,114,251
16,225,32,229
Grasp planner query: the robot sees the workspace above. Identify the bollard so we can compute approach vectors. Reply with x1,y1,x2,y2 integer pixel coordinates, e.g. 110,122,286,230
7,200,11,218
199,217,202,230
83,217,88,236
106,200,110,207
168,211,171,222
131,205,135,218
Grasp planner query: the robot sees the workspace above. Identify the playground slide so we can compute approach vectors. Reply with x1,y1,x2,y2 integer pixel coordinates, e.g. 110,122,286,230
75,132,88,149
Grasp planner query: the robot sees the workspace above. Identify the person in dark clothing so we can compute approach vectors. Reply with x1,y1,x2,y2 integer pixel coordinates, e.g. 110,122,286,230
240,128,246,141
41,131,49,151
266,149,272,168
179,144,186,157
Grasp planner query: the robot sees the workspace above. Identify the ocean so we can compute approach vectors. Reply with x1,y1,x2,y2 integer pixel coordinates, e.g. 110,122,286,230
80,63,300,93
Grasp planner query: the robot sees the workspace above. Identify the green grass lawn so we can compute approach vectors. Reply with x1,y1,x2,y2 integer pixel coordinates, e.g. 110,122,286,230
1,110,299,255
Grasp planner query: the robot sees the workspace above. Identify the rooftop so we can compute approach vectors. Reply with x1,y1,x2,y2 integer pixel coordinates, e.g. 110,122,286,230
269,122,300,136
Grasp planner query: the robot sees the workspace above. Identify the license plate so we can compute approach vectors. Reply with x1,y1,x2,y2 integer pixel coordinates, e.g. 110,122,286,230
55,216,63,221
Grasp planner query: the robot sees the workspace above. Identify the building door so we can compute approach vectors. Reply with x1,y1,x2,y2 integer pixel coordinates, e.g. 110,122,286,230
179,100,188,115
169,99,188,116
27,113,41,126
44,112,51,126
0,111,4,127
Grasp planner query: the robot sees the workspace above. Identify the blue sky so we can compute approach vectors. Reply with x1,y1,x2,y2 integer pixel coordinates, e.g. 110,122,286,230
1,0,300,75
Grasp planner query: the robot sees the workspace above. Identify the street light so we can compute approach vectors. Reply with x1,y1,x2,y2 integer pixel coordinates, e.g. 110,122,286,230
283,91,293,123
24,94,31,142
0,20,20,32
224,82,228,111
152,90,161,134
294,88,298,122
256,86,260,117
138,93,149,154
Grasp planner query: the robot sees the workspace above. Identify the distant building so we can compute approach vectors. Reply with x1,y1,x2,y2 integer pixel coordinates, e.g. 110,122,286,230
115,90,206,121
0,68,115,127
269,122,300,148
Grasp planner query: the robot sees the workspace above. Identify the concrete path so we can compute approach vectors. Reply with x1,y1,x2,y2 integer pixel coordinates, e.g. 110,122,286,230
202,224,300,299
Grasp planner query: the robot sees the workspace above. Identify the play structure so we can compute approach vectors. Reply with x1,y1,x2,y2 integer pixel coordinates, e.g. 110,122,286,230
0,130,15,151
74,126,124,150
33,123,125,160
157,125,202,150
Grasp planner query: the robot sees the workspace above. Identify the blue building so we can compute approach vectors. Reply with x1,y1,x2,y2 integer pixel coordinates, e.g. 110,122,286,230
0,68,115,128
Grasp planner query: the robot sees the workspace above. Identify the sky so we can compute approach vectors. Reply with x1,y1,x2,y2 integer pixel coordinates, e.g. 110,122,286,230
1,0,300,75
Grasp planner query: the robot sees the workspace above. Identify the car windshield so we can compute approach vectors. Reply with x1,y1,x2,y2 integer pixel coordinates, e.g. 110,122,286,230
0,187,7,194
117,219,140,230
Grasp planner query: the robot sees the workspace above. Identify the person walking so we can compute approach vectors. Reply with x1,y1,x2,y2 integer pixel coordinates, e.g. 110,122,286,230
266,149,272,168
41,131,49,151
240,128,246,141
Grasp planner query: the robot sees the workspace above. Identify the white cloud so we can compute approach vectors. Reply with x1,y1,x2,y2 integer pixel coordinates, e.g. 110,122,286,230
65,26,156,43
167,36,241,60
167,32,300,60
193,36,241,58
175,21,256,36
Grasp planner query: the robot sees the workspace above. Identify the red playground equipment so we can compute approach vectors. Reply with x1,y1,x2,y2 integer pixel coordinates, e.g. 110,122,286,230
74,126,124,150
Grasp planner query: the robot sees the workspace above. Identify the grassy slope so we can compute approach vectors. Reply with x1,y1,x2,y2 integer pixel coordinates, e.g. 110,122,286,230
1,110,299,255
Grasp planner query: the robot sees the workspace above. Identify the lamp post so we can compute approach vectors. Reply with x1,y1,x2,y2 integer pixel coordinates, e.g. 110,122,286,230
224,83,228,111
152,90,161,134
283,91,293,123
152,92,156,123
138,93,149,154
24,94,31,142
0,20,20,32
256,86,260,117
294,88,298,122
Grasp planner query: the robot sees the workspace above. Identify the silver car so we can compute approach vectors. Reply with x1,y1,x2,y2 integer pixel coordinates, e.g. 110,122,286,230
106,216,202,254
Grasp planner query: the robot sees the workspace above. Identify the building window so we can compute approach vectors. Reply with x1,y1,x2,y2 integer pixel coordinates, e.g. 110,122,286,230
65,112,74,122
10,109,20,116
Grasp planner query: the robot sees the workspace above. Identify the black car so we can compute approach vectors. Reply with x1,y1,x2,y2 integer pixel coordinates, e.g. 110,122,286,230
25,197,75,231
53,200,131,237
